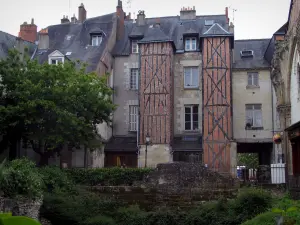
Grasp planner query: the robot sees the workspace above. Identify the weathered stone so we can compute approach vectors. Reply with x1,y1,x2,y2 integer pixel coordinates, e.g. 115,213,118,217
0,197,42,220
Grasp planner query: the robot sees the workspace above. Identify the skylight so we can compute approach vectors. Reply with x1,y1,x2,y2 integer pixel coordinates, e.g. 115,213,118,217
205,20,214,26
65,52,72,56
240,50,254,58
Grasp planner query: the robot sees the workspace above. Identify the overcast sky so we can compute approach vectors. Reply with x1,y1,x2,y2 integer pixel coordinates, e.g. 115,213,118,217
0,0,290,40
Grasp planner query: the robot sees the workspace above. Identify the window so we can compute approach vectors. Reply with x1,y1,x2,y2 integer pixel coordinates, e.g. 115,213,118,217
50,58,63,65
245,104,263,128
205,20,214,26
185,37,197,51
130,68,138,90
247,72,259,86
91,35,102,46
132,40,139,53
184,67,199,88
240,50,253,58
129,105,138,131
184,105,199,131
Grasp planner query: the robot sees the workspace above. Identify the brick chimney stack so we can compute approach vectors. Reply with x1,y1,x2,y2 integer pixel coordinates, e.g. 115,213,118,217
116,0,125,40
61,15,70,24
78,3,87,23
225,7,229,23
18,18,37,43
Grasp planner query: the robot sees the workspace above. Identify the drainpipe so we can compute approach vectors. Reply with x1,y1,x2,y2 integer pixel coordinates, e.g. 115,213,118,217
270,69,275,163
137,45,141,167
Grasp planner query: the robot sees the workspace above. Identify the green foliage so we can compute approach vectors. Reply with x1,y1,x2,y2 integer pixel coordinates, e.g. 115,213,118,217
241,212,277,225
115,205,147,225
39,166,74,192
0,216,41,225
66,167,153,186
0,158,43,199
84,215,116,225
0,49,115,161
237,153,259,167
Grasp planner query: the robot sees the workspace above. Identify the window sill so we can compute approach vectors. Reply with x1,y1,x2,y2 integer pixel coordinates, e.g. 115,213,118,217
129,130,137,133
183,130,201,134
245,127,264,130
246,85,260,89
184,87,199,90
131,52,139,54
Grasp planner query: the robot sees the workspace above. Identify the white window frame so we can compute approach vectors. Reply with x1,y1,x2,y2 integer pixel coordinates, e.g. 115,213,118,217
245,104,263,128
247,72,259,86
132,40,139,53
129,105,138,132
184,105,199,131
49,57,64,65
130,68,138,90
185,37,197,51
184,67,199,88
91,35,102,46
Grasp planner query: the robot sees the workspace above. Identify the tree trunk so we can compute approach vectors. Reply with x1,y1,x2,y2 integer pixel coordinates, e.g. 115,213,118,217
38,153,49,166
60,143,72,168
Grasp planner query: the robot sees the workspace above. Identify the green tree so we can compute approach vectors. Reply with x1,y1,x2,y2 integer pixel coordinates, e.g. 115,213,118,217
0,50,115,165
237,153,259,168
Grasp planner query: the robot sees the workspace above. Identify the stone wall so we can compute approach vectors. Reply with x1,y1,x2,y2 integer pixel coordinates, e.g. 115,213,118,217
91,162,239,209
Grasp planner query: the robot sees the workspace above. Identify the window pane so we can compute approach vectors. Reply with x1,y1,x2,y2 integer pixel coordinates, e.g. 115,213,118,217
191,39,196,50
185,39,190,50
247,74,252,85
185,122,191,130
193,121,199,130
192,105,198,114
51,59,56,64
185,113,191,122
185,106,191,114
193,112,198,122
254,110,262,127
253,73,258,86
191,68,199,87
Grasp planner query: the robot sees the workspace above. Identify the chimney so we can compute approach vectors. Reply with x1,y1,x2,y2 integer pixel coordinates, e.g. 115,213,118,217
126,12,131,20
180,6,196,20
18,18,37,43
155,18,160,28
15,37,25,61
78,3,87,23
137,10,146,26
225,7,229,23
38,28,49,49
61,15,70,24
116,0,125,40
229,21,234,34
71,14,78,23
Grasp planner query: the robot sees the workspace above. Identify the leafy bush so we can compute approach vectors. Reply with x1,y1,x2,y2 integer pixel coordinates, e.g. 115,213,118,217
66,167,153,186
0,216,42,225
241,212,277,225
0,158,43,199
115,205,147,225
84,215,116,225
146,210,185,225
39,166,74,192
40,187,124,225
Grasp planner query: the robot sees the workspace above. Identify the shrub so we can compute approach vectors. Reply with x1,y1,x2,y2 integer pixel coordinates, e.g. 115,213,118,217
40,187,124,225
146,209,185,225
0,158,43,199
39,166,74,192
241,212,277,225
115,205,147,225
0,216,42,225
66,167,153,186
84,215,116,225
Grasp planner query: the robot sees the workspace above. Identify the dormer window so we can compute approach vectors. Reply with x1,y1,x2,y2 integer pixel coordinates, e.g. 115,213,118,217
48,50,65,65
132,40,139,54
91,34,102,46
205,20,214,26
240,50,254,58
185,37,197,51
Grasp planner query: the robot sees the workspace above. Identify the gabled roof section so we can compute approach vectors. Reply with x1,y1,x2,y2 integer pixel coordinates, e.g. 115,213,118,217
48,50,64,57
34,12,115,72
138,25,172,43
233,39,271,69
274,22,288,35
202,23,232,37
112,14,229,56
0,30,36,60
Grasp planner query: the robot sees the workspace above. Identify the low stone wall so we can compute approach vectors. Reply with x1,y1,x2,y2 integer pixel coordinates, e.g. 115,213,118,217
0,197,42,220
91,162,240,210
90,185,238,210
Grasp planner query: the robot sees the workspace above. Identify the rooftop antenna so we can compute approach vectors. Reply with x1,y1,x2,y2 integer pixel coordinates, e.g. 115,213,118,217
229,6,237,24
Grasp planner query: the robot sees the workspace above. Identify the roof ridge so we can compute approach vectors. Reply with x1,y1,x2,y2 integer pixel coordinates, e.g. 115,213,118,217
235,38,270,42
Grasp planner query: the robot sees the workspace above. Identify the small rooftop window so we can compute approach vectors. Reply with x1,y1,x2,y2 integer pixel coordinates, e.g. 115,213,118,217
65,52,72,56
91,34,102,46
240,50,254,58
205,20,214,26
65,35,72,40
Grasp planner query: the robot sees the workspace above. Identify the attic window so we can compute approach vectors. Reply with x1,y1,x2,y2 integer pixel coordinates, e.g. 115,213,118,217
91,34,102,46
240,50,254,58
65,35,72,40
50,58,64,65
205,20,214,26
132,40,139,54
185,37,197,51
65,52,72,56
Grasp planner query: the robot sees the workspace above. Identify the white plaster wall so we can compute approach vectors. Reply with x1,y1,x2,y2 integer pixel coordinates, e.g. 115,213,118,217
290,45,300,125
232,70,273,142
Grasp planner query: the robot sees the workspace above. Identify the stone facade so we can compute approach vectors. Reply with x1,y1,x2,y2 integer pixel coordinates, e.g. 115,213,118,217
173,54,202,135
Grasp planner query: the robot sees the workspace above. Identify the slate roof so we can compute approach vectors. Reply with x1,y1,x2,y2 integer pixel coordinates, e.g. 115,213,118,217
34,13,115,72
0,31,36,60
233,39,271,69
104,136,138,152
113,15,230,56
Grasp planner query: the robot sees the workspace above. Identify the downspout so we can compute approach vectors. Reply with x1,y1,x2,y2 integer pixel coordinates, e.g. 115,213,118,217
137,46,141,167
270,69,275,163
